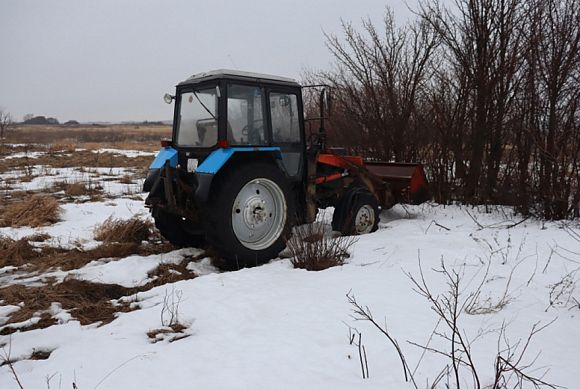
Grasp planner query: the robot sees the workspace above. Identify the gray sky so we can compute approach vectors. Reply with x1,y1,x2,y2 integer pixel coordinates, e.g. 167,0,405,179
1,0,416,123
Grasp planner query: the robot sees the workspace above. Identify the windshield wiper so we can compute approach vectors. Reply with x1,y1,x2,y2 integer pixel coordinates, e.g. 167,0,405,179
193,89,218,121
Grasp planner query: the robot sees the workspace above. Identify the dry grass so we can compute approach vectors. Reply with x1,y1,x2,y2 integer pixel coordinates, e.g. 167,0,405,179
0,278,136,335
0,234,174,273
0,148,153,175
94,216,153,244
51,180,103,199
0,254,201,334
287,222,357,271
146,323,189,343
0,237,41,267
64,182,93,197
27,232,51,242
28,241,174,273
0,195,61,227
119,175,134,184
5,123,170,149
146,260,197,288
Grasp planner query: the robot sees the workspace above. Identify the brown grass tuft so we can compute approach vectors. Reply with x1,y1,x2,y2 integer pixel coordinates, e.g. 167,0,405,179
0,195,61,227
0,278,136,334
94,216,152,244
26,232,51,242
146,323,189,343
0,237,41,267
119,175,134,184
52,180,103,198
0,252,206,333
146,261,197,288
64,182,90,196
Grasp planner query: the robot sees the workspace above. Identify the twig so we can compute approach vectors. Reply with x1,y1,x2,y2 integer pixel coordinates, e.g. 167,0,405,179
465,208,483,229
506,216,531,229
346,292,417,388
1,338,25,389
93,354,148,389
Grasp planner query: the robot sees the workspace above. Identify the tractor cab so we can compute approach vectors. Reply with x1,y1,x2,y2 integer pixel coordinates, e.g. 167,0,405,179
167,69,306,182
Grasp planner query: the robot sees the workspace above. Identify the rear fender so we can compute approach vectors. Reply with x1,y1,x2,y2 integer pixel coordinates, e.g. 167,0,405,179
143,147,178,192
194,147,282,203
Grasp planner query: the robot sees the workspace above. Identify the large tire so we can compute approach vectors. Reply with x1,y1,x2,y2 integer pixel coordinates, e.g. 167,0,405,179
332,189,379,235
153,208,205,247
205,162,294,268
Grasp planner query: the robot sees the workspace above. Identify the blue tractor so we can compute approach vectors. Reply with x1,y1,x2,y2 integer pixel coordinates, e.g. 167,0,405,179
144,70,429,268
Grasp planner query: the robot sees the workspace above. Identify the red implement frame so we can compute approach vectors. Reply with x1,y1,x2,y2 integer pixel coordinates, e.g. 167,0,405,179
316,153,430,206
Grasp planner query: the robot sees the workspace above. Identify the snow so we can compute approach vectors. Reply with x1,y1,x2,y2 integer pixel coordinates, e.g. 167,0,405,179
71,249,204,288
92,148,157,158
1,203,579,388
0,165,142,195
3,151,45,160
1,146,579,388
0,197,148,246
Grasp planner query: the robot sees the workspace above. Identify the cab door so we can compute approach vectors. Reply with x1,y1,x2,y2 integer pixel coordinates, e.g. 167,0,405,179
266,88,305,181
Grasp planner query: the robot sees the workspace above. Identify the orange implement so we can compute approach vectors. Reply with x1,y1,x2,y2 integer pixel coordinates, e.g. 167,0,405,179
365,162,430,205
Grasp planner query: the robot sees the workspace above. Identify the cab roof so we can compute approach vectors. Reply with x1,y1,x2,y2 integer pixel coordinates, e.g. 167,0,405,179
177,69,300,88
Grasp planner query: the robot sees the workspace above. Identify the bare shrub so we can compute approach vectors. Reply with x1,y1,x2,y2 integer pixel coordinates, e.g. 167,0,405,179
287,222,357,271
94,216,152,244
464,261,514,315
406,259,559,388
147,287,189,343
346,292,417,386
546,269,578,311
0,195,61,227
1,340,25,389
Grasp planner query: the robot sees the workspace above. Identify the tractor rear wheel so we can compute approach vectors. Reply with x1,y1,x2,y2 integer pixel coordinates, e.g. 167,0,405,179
332,189,379,235
206,162,294,268
153,208,205,247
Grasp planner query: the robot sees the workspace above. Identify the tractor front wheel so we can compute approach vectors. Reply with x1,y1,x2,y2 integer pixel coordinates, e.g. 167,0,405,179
153,208,205,247
206,162,294,268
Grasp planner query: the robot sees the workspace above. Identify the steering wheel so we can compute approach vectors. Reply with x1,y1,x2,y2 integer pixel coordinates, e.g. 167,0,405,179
241,119,264,143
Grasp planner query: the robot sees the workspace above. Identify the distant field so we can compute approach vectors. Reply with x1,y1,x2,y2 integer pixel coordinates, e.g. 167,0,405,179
4,123,172,151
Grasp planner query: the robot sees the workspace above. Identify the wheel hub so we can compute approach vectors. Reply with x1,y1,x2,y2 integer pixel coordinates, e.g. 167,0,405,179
354,205,375,234
242,197,268,228
232,178,287,250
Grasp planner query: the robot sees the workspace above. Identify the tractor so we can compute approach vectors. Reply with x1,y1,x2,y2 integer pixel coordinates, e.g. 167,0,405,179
143,70,429,267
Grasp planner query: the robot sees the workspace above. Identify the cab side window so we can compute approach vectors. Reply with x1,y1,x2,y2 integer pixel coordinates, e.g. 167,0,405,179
270,93,300,143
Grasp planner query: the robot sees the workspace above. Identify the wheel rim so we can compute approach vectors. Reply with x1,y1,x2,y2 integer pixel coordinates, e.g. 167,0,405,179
231,178,287,250
354,205,375,234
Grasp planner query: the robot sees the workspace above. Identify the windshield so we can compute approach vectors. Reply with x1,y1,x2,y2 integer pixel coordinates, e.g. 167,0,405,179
176,87,218,147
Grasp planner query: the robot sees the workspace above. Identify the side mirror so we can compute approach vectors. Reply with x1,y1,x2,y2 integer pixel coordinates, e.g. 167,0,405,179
163,93,174,104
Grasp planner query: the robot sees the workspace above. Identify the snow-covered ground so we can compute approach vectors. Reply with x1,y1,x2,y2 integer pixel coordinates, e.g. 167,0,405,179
1,147,579,388
0,204,578,388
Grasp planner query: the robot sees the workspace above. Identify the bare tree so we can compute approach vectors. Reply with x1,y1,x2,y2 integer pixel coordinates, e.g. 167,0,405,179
0,108,12,139
309,0,579,218
315,7,438,161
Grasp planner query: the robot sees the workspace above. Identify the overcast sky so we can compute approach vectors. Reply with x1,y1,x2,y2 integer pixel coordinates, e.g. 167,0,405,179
1,0,417,123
